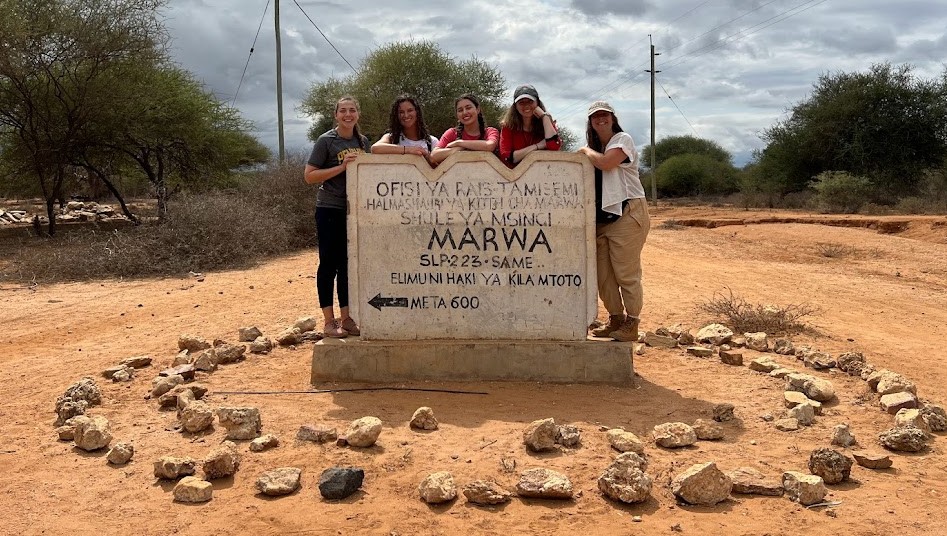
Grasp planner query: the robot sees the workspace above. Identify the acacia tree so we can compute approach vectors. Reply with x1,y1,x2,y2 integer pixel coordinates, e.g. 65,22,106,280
300,41,506,142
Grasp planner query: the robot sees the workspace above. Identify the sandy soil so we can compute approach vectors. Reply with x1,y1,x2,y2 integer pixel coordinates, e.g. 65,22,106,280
1,206,946,535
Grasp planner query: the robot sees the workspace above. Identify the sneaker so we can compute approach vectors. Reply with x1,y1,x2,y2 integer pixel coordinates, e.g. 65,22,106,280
340,317,360,336
611,317,640,342
590,314,626,338
323,320,348,338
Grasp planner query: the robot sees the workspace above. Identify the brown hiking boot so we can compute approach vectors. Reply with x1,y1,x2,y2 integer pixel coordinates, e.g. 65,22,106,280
590,314,626,338
611,317,640,342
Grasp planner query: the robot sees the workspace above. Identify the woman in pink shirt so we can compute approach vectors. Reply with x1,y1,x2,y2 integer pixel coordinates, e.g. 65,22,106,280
498,84,561,167
430,94,499,164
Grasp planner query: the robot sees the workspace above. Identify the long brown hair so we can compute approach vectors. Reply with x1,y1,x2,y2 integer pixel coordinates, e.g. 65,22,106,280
585,112,624,152
453,93,487,140
500,97,548,133
387,94,433,151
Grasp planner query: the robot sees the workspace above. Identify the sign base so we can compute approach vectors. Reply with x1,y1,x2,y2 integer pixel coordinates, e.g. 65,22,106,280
310,338,634,385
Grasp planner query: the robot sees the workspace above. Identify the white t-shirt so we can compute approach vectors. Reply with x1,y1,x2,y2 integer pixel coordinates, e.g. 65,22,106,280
399,135,439,151
600,132,645,217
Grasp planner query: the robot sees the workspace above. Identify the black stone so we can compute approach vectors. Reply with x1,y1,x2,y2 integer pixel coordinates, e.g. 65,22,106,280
318,467,364,500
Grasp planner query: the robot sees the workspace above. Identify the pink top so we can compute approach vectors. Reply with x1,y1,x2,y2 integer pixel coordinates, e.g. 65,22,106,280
436,126,500,148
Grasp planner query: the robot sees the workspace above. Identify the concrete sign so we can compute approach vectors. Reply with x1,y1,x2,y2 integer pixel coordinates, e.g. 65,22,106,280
348,152,597,340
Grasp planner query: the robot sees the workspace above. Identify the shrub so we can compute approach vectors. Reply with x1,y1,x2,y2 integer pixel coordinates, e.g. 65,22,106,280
656,153,737,197
815,243,856,258
809,171,872,213
698,287,819,334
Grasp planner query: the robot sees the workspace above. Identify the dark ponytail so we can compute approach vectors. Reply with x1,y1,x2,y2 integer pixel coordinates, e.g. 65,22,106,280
454,93,486,140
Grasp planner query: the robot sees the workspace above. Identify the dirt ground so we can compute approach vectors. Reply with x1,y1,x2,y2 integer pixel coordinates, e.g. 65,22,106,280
1,206,946,536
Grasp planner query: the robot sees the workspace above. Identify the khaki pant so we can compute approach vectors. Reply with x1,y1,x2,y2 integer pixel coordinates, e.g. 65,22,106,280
595,197,650,318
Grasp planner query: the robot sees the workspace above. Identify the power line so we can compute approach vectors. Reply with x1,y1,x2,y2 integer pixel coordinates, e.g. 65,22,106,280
656,77,699,137
292,0,358,74
231,0,271,107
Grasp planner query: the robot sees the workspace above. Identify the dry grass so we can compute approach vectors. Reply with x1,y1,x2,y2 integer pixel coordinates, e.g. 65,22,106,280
697,287,819,334
815,242,857,258
656,219,686,230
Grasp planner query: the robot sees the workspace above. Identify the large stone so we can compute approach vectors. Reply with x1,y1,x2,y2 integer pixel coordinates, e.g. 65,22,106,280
418,471,457,504
192,349,218,372
293,316,319,333
693,419,724,440
803,351,835,370
173,476,212,503
719,350,743,366
56,416,86,441
670,462,732,506
879,427,928,452
54,398,88,427
214,343,246,365
686,346,714,357
749,357,780,373
875,372,917,396
852,451,893,470
808,448,853,484
410,407,438,431
158,384,208,409
727,467,783,496
556,424,581,448
276,327,302,346
696,324,733,345
74,415,112,451
151,374,184,398
772,339,794,355
920,405,947,432
836,351,866,376
119,355,152,369
249,337,273,354
238,326,263,342
774,418,800,432
463,480,513,505
106,442,134,465
880,392,918,414
180,401,215,433
202,441,240,479
598,452,652,504
831,424,856,448
178,334,211,352
216,407,262,440
782,471,826,506
784,391,822,414
154,456,197,479
318,467,364,500
744,332,770,352
345,416,382,448
894,408,932,434
102,364,134,381
249,434,280,452
788,402,816,426
786,373,835,402
61,378,102,406
713,403,735,422
170,351,193,367
516,468,574,499
297,424,338,443
654,422,697,448
160,363,196,381
606,429,645,454
523,418,558,452
643,332,678,348
256,467,301,496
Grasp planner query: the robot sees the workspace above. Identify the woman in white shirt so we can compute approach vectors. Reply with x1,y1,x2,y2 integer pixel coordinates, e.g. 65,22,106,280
577,101,650,343
372,95,439,165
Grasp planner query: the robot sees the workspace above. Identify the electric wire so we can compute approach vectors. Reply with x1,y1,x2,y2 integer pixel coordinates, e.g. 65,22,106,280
231,0,271,107
292,0,358,74
657,77,700,137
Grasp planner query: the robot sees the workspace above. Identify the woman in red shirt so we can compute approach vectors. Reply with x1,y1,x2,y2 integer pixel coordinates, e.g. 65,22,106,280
430,93,499,164
498,84,561,167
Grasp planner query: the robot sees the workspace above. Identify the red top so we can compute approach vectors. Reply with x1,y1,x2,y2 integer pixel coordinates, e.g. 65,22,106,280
436,126,500,148
498,124,562,167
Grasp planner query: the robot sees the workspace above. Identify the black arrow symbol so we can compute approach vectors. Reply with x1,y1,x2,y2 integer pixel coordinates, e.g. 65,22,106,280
368,293,409,311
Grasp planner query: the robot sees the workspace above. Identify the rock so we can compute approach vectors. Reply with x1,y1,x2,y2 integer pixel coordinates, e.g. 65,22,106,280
653,422,697,448
463,480,513,505
345,416,382,448
920,405,947,432
677,331,696,345
719,350,743,366
173,476,212,503
523,418,558,452
836,351,866,376
418,471,457,504
880,392,918,414
727,467,783,496
808,448,853,484
831,424,856,448
158,383,207,409
772,339,794,355
74,415,112,451
713,403,735,422
249,337,273,354
216,407,262,440
852,451,893,469
180,401,215,433
556,424,581,448
782,471,827,506
744,332,769,352
686,346,714,357
170,350,193,367
749,357,780,373
775,418,800,432
606,429,644,454
111,369,133,382
55,378,101,425
202,441,240,479
671,462,732,506
256,467,301,496
784,391,823,414
119,355,152,369
730,335,747,347
54,398,88,427
154,456,197,479
598,452,651,504
178,334,211,352
693,419,724,440
318,467,364,500
106,442,134,465
804,352,836,370
516,468,574,499
102,364,133,380
865,369,889,390
276,327,301,346
293,316,319,333
249,434,280,452
214,344,246,365
56,419,81,441
696,324,733,345
238,326,263,342
860,364,877,380
895,408,932,434
786,373,835,402
151,374,185,398
788,403,816,426
877,373,917,396
643,332,678,348
192,349,218,372
770,368,795,379
879,427,928,452
160,363,196,381
410,407,438,431
297,424,338,443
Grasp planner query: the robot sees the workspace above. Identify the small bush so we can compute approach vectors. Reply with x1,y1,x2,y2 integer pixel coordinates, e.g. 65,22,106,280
894,196,933,214
815,243,856,258
656,219,685,230
810,171,872,214
858,202,890,215
698,287,819,334
656,153,737,197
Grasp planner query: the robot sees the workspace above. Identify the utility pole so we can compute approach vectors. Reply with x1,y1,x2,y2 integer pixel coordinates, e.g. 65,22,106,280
274,0,285,164
645,35,661,205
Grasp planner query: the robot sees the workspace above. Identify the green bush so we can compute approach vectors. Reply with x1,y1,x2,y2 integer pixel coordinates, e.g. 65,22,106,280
656,153,737,197
809,171,872,213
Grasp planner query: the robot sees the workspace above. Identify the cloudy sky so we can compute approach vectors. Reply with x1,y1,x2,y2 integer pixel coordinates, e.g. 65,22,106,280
165,0,947,166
